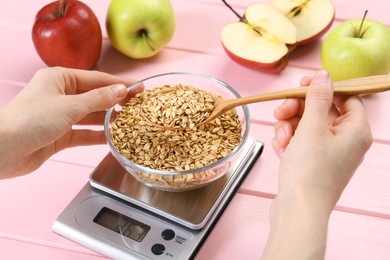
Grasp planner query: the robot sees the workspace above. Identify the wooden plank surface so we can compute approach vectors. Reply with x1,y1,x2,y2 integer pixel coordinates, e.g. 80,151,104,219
1,0,390,259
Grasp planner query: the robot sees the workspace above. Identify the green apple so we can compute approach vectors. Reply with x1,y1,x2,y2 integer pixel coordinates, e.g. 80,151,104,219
321,18,390,81
106,0,175,59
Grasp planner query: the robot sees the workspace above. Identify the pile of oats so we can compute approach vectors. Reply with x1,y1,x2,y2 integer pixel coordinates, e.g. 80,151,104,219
141,87,215,129
110,84,242,190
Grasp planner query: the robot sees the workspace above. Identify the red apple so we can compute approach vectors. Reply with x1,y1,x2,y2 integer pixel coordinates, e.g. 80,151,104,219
220,1,297,73
269,0,335,46
32,0,102,70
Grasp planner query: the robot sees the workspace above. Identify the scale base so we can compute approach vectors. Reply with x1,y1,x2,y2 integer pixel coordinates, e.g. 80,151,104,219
53,137,263,259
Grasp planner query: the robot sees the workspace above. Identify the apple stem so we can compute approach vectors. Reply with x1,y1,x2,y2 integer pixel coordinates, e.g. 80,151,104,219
358,10,368,38
58,0,66,17
221,0,246,23
141,30,156,51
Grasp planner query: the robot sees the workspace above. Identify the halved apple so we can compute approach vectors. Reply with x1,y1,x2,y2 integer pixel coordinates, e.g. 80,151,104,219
221,3,297,73
269,0,335,46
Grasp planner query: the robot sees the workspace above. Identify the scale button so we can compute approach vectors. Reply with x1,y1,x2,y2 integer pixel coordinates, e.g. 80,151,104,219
161,229,176,240
151,243,165,255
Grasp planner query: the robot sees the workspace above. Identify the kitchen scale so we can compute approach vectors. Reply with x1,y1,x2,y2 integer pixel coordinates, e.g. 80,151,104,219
53,136,263,259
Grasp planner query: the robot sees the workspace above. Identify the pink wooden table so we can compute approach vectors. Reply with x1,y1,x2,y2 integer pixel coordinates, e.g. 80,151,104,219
1,0,390,259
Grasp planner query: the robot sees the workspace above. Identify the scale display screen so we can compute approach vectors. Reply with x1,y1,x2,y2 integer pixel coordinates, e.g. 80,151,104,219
93,207,151,242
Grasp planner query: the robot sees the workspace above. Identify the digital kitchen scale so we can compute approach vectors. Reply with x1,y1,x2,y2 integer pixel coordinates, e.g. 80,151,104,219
53,136,263,259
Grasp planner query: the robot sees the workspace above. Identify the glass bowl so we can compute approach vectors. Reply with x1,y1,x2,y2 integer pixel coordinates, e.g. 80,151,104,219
104,72,250,192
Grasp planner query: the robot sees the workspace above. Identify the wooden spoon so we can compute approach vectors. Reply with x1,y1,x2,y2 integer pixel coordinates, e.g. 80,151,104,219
199,74,390,126
141,75,390,129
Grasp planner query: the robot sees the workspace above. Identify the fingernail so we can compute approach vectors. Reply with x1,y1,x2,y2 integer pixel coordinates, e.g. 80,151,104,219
112,84,127,97
127,82,144,96
128,82,142,90
311,70,330,85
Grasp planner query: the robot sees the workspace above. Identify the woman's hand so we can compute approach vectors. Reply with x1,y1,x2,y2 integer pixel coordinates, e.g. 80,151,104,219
262,70,373,259
0,67,143,178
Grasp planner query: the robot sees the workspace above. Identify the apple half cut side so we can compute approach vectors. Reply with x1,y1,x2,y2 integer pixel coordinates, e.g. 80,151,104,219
221,3,297,73
270,0,335,46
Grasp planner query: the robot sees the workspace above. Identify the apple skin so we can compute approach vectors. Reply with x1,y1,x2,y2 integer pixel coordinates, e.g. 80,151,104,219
32,0,102,70
106,0,175,59
321,19,390,81
221,43,294,73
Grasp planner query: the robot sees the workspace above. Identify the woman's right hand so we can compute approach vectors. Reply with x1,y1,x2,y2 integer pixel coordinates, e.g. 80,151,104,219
262,70,373,260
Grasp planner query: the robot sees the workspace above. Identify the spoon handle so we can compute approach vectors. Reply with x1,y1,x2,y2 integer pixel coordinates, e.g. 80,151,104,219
227,74,390,108
333,74,390,94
